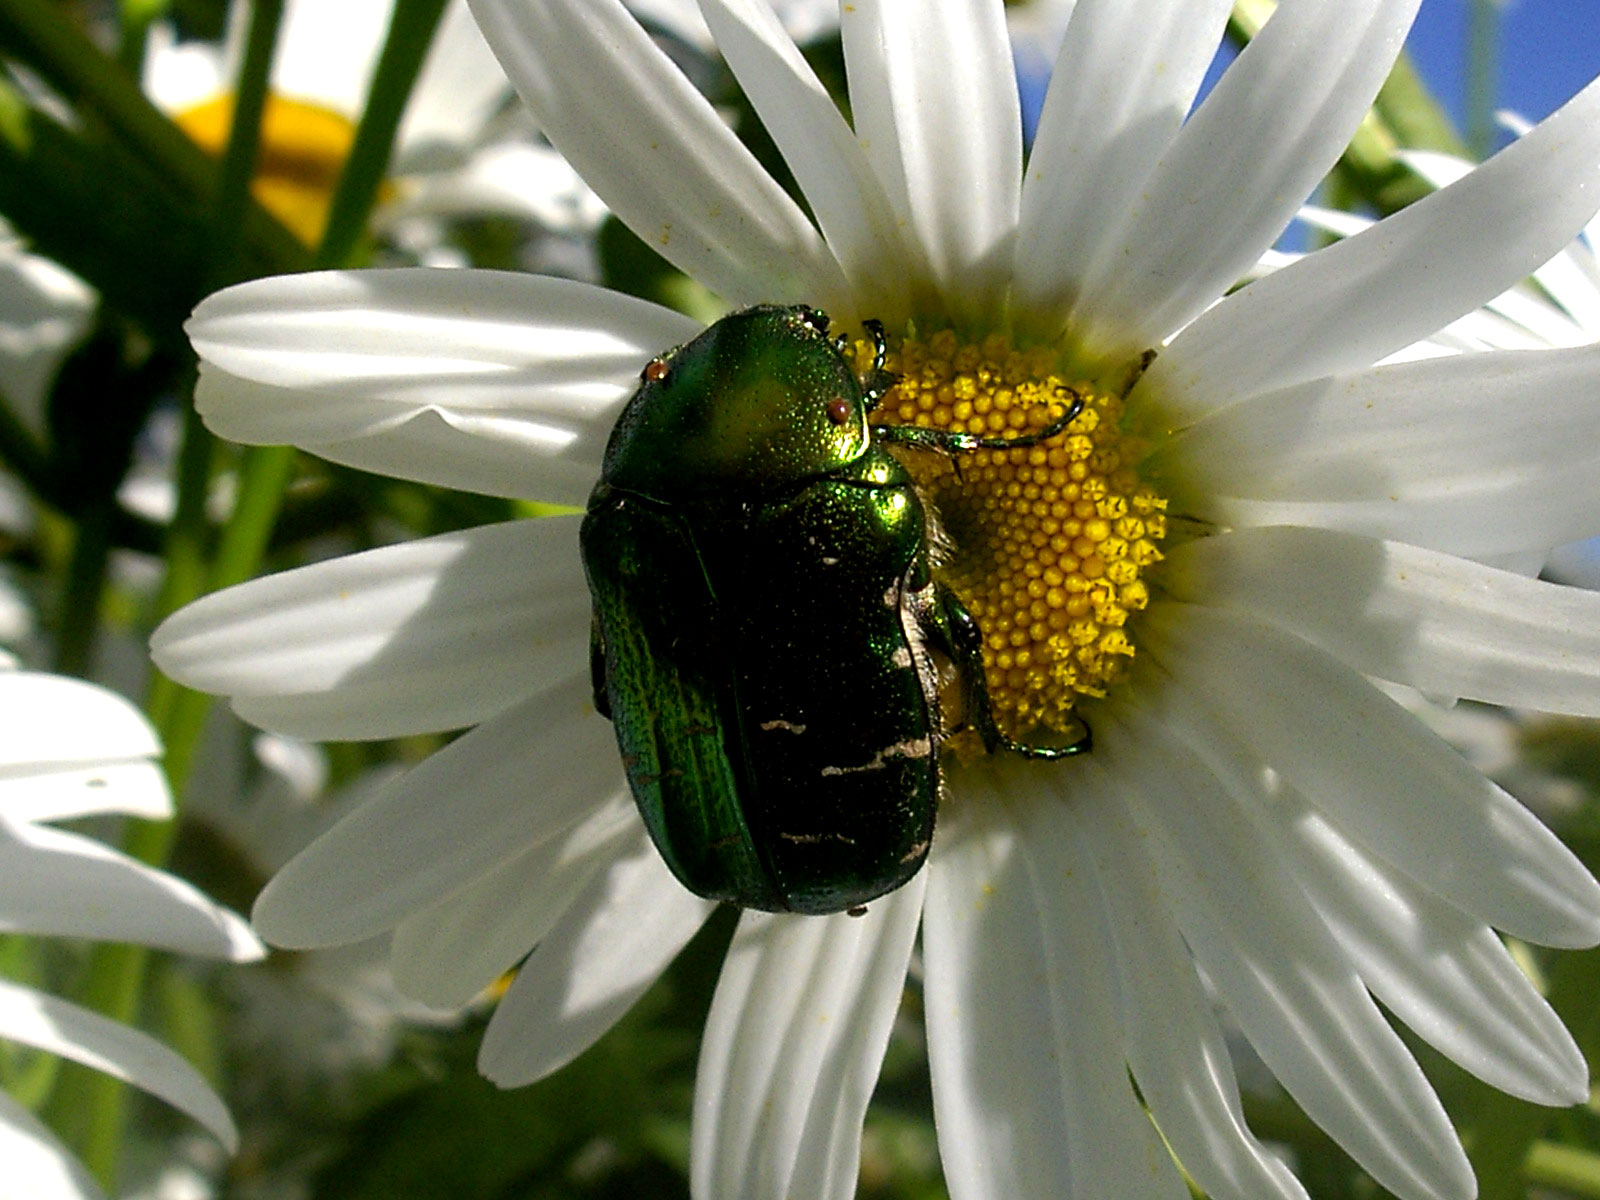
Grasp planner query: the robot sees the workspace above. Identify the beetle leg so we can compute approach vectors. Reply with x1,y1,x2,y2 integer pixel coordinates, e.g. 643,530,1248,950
588,615,613,721
932,586,1001,755
875,386,1084,454
932,586,1092,760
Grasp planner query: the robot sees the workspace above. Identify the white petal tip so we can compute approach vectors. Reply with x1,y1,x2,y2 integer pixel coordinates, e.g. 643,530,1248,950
249,879,348,951
475,1048,534,1091
220,912,270,963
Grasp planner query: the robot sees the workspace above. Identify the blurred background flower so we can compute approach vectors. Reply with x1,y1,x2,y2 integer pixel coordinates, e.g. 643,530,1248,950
0,662,260,1199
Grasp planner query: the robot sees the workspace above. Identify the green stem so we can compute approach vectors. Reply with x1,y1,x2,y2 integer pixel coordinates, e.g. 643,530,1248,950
315,0,450,269
144,0,454,821
56,2,453,1187
208,0,285,287
115,0,166,74
0,387,54,499
152,0,454,785
1465,0,1499,159
44,0,285,1180
52,502,113,677
150,394,213,629
1527,1141,1600,1199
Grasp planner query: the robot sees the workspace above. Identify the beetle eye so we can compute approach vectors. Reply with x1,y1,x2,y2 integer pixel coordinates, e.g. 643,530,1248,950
825,398,853,425
642,357,669,383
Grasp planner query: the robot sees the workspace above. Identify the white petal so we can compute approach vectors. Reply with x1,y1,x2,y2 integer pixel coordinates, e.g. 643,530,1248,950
1014,0,1235,336
0,979,237,1151
1069,0,1419,361
1402,148,1600,337
189,270,698,503
251,673,616,948
1145,604,1600,949
1011,786,1190,1200
478,830,714,1087
1272,794,1586,1105
1158,346,1600,558
0,236,95,429
0,817,263,960
1161,526,1600,715
924,764,1183,1200
380,142,608,233
838,0,1019,320
152,518,589,741
0,673,158,769
1127,654,1585,1107
1152,74,1600,425
691,873,923,1200
0,761,171,823
466,0,848,308
390,795,637,1008
1099,708,1475,1200
1533,243,1600,337
696,0,918,325
1069,775,1310,1200
1297,202,1594,352
0,1089,104,1200
299,404,609,507
189,270,693,407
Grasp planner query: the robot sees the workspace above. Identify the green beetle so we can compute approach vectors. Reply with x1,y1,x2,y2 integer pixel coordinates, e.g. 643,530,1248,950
581,305,1089,915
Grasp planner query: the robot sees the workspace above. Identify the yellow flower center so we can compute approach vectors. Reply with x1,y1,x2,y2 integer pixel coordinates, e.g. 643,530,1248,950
174,93,370,246
860,328,1167,746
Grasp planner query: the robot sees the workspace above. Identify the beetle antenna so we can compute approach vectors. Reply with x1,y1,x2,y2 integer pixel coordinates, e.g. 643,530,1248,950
863,319,888,374
857,319,898,416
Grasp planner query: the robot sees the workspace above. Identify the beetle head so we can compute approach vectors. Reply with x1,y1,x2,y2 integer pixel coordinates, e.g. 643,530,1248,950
602,305,873,500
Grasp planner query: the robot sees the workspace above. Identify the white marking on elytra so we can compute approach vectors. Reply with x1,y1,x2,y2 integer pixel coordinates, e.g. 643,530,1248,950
778,830,857,845
759,719,808,734
820,737,933,776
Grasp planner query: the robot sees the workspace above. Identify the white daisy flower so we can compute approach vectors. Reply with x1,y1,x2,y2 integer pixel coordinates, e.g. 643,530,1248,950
0,664,263,1200
152,1,1600,1198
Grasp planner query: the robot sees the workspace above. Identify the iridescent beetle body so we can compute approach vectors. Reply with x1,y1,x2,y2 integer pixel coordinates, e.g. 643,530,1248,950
581,305,1087,914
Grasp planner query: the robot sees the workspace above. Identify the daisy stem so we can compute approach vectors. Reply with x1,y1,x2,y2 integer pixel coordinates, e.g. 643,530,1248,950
0,385,52,499
141,0,451,776
115,0,166,75
42,0,288,1179
53,1,452,1187
52,503,113,677
1465,0,1500,159
315,0,450,269
209,0,285,288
